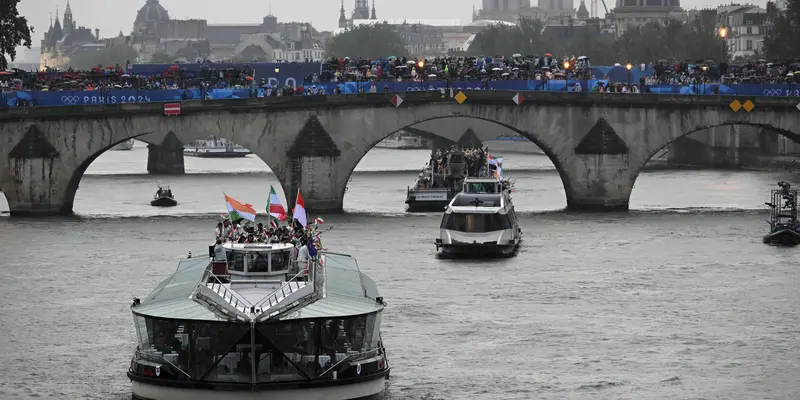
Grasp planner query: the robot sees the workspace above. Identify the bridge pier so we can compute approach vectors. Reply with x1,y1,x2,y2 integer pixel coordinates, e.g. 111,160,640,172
146,132,185,175
283,157,349,215
562,156,640,211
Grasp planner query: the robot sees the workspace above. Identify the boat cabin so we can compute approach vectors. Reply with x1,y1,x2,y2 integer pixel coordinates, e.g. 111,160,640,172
155,185,173,198
210,242,297,286
463,177,503,194
767,181,799,231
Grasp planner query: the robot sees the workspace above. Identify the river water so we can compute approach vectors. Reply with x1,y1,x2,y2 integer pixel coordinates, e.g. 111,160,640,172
0,143,798,399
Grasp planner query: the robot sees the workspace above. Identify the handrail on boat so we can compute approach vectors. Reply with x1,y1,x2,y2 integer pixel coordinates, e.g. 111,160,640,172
252,262,312,311
206,272,253,311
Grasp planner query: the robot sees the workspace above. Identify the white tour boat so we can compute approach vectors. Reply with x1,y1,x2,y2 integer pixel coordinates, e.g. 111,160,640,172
375,133,424,150
128,242,390,400
111,139,135,151
435,175,522,258
184,136,252,158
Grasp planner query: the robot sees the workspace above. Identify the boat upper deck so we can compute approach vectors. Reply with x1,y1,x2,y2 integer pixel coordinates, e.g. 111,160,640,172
132,249,384,322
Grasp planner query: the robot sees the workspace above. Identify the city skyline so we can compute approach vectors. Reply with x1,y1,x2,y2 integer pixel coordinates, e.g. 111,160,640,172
13,0,771,60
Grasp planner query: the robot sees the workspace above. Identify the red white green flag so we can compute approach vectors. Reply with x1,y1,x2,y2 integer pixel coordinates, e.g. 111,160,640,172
266,185,287,221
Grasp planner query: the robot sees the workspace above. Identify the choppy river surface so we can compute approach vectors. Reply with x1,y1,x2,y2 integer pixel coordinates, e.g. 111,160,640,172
0,144,798,399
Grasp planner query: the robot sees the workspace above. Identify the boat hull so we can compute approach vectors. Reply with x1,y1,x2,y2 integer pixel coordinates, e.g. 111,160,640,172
151,198,178,207
763,229,800,246
436,240,521,258
405,190,452,212
405,199,450,212
129,370,388,400
184,151,250,158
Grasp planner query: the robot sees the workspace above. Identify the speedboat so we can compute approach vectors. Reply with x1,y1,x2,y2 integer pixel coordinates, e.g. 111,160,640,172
151,185,177,207
127,242,390,400
763,181,800,246
435,175,522,258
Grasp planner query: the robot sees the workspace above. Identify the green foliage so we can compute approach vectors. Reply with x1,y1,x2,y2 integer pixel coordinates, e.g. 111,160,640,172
326,23,407,59
616,19,727,63
0,0,34,70
71,45,138,69
471,17,727,65
763,0,800,59
149,52,174,64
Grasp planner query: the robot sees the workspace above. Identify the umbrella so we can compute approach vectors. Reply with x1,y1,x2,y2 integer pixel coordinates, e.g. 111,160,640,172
428,74,437,78
512,53,522,58
578,56,588,60
544,53,552,57
492,67,503,71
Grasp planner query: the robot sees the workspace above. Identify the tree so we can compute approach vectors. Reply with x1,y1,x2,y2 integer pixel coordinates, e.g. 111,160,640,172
0,0,34,70
763,0,800,59
471,18,548,56
326,23,407,59
70,45,138,69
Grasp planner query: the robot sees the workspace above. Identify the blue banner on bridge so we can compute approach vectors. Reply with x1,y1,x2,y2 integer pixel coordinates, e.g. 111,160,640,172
2,81,799,108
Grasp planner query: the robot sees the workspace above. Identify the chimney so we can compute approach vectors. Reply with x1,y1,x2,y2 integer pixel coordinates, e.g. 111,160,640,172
95,29,100,40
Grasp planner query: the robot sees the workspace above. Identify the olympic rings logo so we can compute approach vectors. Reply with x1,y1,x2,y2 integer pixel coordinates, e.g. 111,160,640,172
762,89,784,96
61,96,80,104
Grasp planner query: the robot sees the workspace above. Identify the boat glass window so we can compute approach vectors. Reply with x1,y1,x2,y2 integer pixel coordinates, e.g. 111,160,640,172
187,323,250,382
256,321,317,380
249,252,269,273
227,251,245,272
465,182,497,193
270,251,291,272
441,213,512,232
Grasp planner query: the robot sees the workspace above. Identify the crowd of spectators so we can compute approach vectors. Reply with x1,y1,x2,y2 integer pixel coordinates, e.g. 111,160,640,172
642,58,800,85
2,54,800,95
0,63,256,92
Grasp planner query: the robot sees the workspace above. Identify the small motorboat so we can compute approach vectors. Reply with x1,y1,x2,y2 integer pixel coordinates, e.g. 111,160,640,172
763,181,800,246
151,185,177,207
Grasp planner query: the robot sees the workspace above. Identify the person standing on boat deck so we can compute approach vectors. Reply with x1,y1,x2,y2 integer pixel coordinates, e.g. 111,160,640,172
213,239,226,261
215,222,224,240
296,238,310,276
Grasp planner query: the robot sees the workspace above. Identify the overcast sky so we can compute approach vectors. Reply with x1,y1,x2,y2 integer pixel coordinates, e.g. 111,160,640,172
17,0,766,57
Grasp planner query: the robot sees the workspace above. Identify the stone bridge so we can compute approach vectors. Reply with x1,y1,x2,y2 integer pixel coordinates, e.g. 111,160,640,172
1,91,799,216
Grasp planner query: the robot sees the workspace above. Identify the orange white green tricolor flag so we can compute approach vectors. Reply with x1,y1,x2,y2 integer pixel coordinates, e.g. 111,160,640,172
224,193,257,223
266,185,288,221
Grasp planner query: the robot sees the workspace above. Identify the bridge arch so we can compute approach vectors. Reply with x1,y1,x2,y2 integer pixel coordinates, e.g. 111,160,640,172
66,132,292,218
629,122,800,209
340,116,570,211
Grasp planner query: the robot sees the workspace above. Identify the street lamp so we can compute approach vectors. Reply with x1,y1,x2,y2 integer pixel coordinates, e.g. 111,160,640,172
701,65,708,93
274,66,280,88
718,26,728,63
626,63,632,87
563,61,571,93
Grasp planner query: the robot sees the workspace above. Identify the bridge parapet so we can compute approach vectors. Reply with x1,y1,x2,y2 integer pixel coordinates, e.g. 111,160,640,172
2,91,797,122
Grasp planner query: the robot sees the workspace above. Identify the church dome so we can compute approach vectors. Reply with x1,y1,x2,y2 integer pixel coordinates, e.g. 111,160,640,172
134,0,170,31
